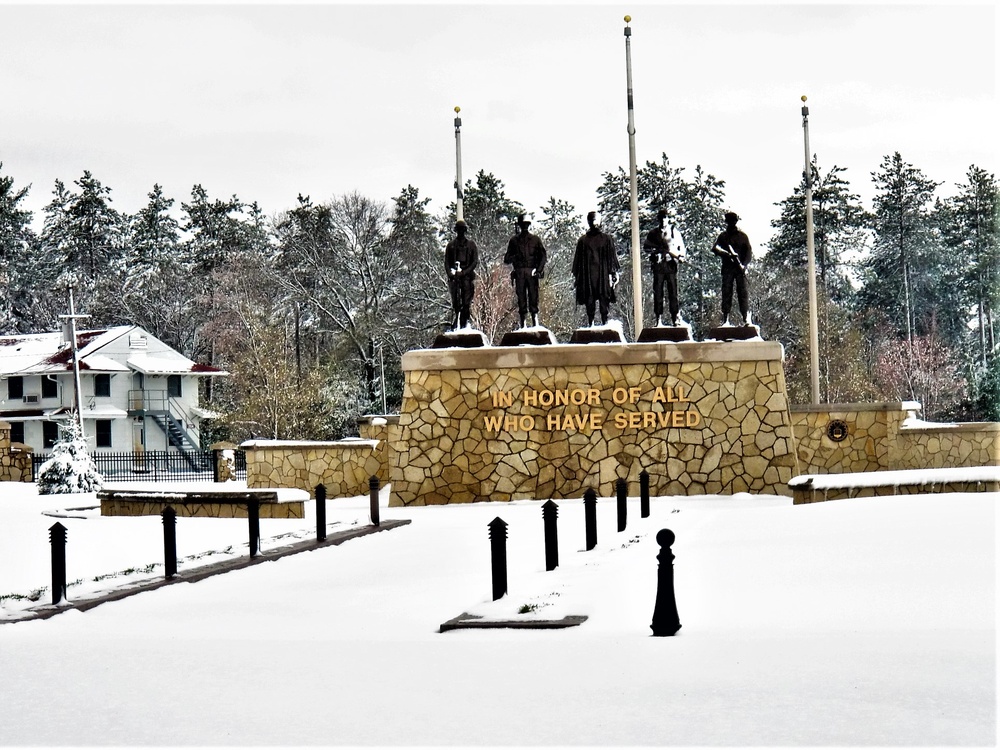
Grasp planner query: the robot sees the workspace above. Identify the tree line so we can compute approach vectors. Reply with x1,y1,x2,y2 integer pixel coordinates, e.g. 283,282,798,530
0,151,996,445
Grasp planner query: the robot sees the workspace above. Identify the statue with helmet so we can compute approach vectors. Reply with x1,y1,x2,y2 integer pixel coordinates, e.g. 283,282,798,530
445,219,479,330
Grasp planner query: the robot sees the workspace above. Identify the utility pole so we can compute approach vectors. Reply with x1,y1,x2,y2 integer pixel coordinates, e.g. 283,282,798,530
801,96,820,404
624,15,643,335
59,287,89,438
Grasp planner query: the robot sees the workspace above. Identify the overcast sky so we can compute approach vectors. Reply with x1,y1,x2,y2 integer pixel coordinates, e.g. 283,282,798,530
1,2,997,254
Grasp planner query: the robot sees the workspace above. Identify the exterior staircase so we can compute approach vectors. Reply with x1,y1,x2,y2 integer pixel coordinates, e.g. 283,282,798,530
149,413,209,470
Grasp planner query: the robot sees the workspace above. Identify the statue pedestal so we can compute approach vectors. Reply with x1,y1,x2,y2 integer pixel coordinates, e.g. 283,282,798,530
637,326,692,343
707,324,761,342
498,328,558,347
390,341,799,506
432,329,491,349
569,327,627,344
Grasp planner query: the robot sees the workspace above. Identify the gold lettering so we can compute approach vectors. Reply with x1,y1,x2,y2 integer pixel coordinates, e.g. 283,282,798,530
589,389,601,405
643,411,656,428
484,415,504,431
686,410,701,426
614,413,628,428
555,390,569,406
653,387,667,403
628,412,642,428
546,413,561,430
672,411,685,427
493,391,513,408
658,412,672,428
538,390,554,407
522,390,538,406
612,388,629,404
630,387,642,403
676,385,688,402
569,389,587,405
590,413,603,429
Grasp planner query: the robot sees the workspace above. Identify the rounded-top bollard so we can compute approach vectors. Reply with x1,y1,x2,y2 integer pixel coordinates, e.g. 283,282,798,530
650,528,681,637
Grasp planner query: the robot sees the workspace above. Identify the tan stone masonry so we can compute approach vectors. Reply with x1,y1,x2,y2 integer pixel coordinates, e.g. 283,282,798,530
389,341,800,505
0,421,32,483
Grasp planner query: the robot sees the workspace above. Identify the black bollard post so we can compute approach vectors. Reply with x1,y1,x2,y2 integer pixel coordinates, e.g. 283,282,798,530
616,478,627,532
369,475,380,527
640,470,650,518
650,528,682,636
162,506,177,578
248,498,260,558
583,488,597,551
488,517,508,601
315,484,327,542
49,522,67,605
542,500,559,571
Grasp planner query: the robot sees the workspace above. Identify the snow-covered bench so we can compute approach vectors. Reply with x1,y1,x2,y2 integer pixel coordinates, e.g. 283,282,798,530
98,483,308,518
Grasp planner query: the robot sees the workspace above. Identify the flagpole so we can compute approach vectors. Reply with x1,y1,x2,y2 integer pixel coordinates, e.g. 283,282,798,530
624,15,643,336
454,106,464,222
801,96,820,404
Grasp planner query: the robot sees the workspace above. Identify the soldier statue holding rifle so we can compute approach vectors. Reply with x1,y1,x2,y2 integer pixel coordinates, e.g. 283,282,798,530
445,219,479,330
643,209,686,327
711,211,753,326
504,215,547,329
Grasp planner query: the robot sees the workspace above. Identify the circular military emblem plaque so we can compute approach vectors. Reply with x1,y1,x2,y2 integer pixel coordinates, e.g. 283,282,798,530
826,419,849,442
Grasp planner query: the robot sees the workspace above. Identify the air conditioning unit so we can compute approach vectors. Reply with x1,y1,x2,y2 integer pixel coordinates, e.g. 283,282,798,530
22,394,40,404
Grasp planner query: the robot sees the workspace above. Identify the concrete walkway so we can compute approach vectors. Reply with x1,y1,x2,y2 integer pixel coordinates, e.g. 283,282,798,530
4,518,411,624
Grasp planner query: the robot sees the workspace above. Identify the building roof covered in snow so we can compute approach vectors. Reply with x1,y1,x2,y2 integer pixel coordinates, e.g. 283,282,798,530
0,325,227,377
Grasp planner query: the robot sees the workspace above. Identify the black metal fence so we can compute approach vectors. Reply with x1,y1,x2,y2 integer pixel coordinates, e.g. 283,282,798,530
30,450,248,483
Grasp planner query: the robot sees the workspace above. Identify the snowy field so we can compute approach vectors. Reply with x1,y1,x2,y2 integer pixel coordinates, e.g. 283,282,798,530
0,479,995,747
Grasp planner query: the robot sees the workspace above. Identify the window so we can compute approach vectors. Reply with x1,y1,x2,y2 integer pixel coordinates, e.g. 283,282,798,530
7,377,23,400
41,376,58,399
95,420,112,448
10,422,24,444
43,421,59,449
167,375,182,398
94,374,111,398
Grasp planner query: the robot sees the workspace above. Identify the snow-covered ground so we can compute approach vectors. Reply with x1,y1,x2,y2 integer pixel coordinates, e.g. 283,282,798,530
0,480,995,746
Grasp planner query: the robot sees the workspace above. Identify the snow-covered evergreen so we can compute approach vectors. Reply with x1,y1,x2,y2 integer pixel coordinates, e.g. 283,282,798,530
36,419,103,495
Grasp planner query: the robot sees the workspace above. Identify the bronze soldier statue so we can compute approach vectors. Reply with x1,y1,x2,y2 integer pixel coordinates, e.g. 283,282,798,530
711,211,753,326
503,215,547,328
573,211,620,326
643,209,686,326
445,219,478,330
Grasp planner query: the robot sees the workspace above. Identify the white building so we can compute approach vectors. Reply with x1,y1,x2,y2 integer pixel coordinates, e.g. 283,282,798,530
0,325,227,453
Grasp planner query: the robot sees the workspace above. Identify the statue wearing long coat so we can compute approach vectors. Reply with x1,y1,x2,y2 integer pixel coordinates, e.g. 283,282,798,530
573,227,620,306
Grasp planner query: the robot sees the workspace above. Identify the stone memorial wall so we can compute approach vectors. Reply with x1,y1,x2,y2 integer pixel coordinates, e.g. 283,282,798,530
389,341,800,506
791,402,1000,473
243,438,383,499
0,421,32,483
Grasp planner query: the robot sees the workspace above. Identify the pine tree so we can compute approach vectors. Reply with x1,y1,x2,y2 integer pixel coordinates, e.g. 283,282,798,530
857,153,943,342
37,419,103,495
0,163,37,333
